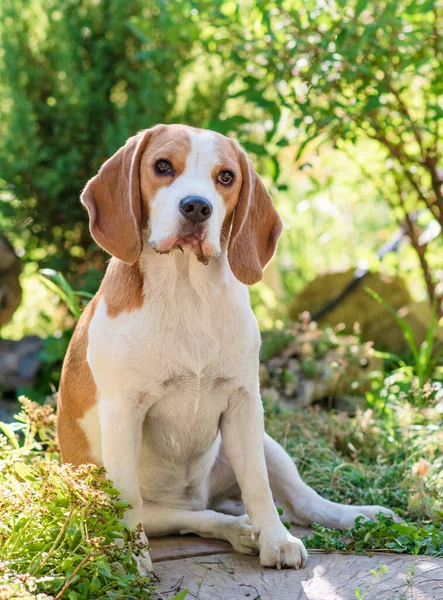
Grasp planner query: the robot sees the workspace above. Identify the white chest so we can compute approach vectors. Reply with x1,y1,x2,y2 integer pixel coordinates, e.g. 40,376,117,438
87,251,260,402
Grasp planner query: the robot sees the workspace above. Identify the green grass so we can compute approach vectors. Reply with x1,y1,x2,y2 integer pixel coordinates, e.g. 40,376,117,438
262,295,443,553
264,380,443,554
266,395,443,520
304,515,443,556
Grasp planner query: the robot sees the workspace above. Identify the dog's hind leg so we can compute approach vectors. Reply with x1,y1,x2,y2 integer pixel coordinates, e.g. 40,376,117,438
264,433,395,530
209,435,395,529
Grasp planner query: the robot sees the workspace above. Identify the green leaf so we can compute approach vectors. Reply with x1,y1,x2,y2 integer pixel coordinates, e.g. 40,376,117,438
241,141,266,156
355,0,369,17
295,136,315,161
39,270,82,319
0,422,20,449
90,574,101,592
97,560,112,578
169,591,189,600
14,462,35,481
364,95,382,112
268,155,280,182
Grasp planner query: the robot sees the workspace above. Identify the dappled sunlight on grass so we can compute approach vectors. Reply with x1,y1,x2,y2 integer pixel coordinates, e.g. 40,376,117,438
264,397,443,524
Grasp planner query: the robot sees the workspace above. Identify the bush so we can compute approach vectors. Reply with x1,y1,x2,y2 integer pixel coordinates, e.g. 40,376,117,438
0,0,223,273
0,397,156,599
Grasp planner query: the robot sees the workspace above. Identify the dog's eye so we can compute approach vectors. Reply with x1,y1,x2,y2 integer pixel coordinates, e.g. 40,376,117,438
155,159,174,176
217,170,234,186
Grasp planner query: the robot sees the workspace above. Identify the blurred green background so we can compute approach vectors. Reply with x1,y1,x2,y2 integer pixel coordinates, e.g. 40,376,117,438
1,0,442,397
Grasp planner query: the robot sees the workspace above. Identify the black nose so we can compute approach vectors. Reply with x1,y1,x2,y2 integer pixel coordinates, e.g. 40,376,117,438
179,196,213,223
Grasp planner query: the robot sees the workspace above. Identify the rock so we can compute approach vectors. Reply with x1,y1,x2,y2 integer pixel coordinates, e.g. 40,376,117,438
0,235,22,328
289,269,441,352
0,336,43,392
260,319,380,411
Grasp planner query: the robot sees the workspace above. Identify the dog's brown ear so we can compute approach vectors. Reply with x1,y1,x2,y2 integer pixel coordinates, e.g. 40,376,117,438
81,128,155,264
228,150,282,285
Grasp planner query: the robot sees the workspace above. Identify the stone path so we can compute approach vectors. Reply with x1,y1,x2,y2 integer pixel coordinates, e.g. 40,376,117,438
149,528,443,600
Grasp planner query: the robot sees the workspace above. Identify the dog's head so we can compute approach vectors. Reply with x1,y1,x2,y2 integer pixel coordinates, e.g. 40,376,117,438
81,124,282,285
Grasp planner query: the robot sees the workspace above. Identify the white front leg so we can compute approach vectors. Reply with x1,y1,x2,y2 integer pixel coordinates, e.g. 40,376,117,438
99,397,152,574
220,387,308,569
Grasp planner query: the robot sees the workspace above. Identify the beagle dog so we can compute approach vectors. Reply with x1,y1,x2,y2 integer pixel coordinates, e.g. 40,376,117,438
58,124,393,574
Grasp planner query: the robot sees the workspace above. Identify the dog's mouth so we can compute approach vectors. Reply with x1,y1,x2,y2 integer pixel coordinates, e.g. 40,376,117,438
151,227,215,264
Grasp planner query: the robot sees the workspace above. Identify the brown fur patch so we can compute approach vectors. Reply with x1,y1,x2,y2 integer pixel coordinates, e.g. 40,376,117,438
57,295,100,466
101,258,144,318
227,141,282,285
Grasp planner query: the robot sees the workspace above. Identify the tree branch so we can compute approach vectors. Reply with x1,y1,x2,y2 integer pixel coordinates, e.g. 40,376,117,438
367,122,441,222
385,81,425,158
392,173,437,307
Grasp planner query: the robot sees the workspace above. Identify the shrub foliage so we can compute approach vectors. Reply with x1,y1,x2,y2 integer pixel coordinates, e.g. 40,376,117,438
0,398,156,599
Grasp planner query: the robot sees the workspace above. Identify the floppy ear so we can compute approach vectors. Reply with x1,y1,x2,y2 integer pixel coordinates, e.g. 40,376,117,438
80,128,155,264
228,150,282,285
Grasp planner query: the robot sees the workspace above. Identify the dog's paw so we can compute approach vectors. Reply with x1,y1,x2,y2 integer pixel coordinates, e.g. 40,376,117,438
258,527,308,569
338,505,399,529
225,514,259,556
358,505,400,522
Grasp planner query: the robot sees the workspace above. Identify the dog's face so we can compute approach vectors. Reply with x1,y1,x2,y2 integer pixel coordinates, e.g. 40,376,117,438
81,124,282,285
140,125,241,262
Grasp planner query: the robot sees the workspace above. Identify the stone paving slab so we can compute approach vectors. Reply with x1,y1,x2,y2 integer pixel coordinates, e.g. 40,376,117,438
151,535,232,562
150,535,443,600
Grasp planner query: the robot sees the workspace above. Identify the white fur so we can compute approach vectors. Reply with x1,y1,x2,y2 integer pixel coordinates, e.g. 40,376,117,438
82,132,394,573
